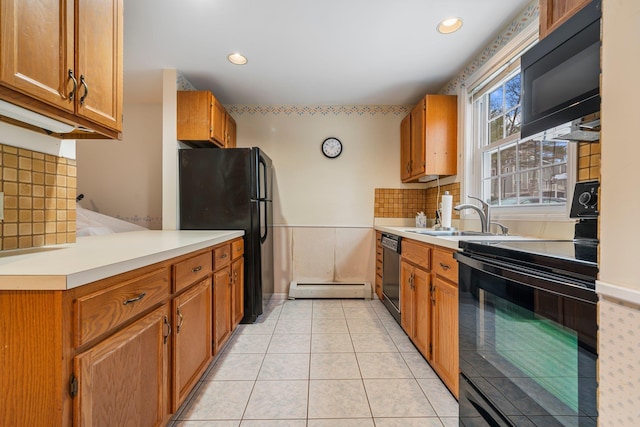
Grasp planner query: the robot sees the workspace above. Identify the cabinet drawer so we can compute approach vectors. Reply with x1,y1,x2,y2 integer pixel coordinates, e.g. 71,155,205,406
231,238,244,260
74,268,170,347
401,239,431,269
174,251,213,293
432,248,458,283
213,244,231,269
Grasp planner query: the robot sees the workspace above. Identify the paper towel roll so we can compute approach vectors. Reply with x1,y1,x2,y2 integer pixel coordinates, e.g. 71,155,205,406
441,192,453,229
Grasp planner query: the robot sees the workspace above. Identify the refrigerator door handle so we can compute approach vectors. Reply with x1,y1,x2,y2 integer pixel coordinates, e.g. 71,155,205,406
258,154,268,201
260,200,268,243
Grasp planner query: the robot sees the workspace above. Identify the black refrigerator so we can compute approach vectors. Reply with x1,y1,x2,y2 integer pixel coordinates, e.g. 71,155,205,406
179,147,274,323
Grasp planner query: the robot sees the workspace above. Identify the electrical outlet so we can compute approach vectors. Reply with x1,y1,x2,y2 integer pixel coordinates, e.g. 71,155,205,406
0,192,4,221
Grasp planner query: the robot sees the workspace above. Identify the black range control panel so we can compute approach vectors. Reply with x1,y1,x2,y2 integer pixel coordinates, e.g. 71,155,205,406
570,180,599,219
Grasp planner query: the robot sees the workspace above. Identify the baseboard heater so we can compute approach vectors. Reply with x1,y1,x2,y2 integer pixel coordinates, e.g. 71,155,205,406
288,281,372,300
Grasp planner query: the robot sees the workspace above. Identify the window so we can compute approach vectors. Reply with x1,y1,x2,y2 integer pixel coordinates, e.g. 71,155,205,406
472,69,571,209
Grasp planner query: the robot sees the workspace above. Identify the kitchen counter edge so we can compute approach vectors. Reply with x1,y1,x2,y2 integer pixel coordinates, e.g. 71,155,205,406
374,225,531,250
0,230,244,291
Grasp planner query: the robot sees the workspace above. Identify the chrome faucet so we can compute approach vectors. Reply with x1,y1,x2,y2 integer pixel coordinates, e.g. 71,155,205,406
491,222,509,235
454,195,490,233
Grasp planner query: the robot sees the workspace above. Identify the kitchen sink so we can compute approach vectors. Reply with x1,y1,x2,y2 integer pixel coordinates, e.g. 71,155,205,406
405,229,496,237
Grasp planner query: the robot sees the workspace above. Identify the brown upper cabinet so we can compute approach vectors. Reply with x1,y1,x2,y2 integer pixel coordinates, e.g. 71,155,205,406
177,90,237,148
539,0,593,39
0,0,124,139
225,112,237,148
401,94,457,183
400,114,412,181
211,96,227,144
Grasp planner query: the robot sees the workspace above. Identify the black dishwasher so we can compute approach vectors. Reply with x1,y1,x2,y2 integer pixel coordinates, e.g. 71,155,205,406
381,233,401,324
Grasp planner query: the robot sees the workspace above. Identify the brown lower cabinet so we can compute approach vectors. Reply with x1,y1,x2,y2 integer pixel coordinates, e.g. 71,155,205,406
173,278,213,411
375,231,383,300
213,267,232,354
74,305,170,427
400,259,431,356
400,239,459,398
0,237,244,427
231,256,245,327
431,275,459,397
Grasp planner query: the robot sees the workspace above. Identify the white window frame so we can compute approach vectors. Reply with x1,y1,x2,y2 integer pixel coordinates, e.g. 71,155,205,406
459,19,577,222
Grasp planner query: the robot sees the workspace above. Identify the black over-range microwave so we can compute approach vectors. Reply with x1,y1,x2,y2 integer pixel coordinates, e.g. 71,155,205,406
520,0,601,138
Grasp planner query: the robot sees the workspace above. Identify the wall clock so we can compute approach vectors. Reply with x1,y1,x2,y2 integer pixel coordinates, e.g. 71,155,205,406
321,137,342,159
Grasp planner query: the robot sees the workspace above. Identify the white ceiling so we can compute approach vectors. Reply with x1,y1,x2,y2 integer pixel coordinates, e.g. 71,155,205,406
124,0,532,105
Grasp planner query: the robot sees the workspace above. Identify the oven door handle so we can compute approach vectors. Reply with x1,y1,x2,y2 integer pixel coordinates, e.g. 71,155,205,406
460,374,515,427
454,252,598,304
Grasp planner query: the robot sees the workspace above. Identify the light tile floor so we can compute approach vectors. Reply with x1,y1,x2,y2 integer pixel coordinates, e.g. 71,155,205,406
170,297,458,427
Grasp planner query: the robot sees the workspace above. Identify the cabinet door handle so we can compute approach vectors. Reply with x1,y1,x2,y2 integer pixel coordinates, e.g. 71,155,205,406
220,253,228,259
79,75,89,105
192,265,202,273
163,316,171,344
176,307,184,334
233,271,238,283
439,262,451,271
123,292,146,305
68,69,77,100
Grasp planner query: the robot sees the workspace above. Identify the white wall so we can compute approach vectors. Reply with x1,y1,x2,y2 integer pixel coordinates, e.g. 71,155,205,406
161,68,179,230
234,106,416,226
76,99,163,229
597,1,640,424
231,105,418,293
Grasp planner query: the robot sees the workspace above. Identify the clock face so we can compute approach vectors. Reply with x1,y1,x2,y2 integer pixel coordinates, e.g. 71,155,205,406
322,137,342,158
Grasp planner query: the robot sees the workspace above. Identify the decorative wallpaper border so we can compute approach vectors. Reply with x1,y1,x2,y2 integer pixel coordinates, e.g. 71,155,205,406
176,73,196,91
439,0,539,95
227,105,412,117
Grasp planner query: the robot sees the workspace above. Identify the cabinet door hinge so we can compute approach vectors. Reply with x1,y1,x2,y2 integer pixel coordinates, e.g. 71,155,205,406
429,343,433,357
69,374,78,398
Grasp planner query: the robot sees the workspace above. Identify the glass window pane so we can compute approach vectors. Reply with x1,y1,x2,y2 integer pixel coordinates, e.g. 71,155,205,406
505,107,521,136
518,139,539,171
485,178,499,206
501,174,517,202
483,150,499,179
500,144,516,174
476,69,567,209
505,74,521,110
489,86,503,119
518,170,540,201
541,166,568,202
542,140,568,166
490,116,504,144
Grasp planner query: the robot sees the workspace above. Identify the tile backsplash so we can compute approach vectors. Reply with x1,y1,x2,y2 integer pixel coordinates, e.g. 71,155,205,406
578,141,601,181
374,188,426,218
0,144,76,250
374,183,461,221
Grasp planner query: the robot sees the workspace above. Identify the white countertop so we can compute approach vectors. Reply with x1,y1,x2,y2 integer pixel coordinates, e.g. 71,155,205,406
375,225,535,250
0,230,244,291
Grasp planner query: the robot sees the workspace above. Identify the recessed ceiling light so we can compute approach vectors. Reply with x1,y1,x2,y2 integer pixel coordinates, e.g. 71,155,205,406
437,17,463,34
227,52,248,65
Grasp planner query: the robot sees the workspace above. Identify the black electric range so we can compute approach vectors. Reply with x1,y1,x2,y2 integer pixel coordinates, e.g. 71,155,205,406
456,180,600,427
